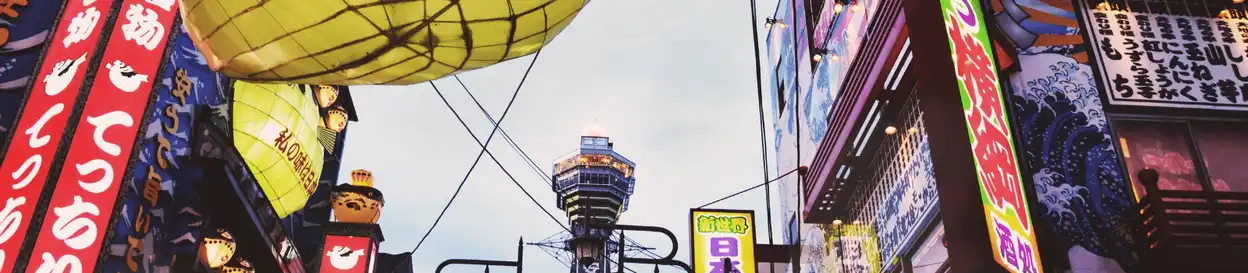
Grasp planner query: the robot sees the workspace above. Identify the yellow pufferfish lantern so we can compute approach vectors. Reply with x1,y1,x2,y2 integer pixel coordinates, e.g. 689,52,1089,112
332,169,385,224
220,258,254,273
178,0,591,85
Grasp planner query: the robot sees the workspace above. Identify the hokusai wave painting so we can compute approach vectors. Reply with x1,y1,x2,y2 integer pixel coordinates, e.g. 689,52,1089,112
0,0,60,149
992,0,1136,271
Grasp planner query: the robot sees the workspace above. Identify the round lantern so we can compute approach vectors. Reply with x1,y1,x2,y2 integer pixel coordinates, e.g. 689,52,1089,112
232,81,325,218
221,258,254,273
332,169,385,224
315,85,339,108
198,228,236,268
324,106,349,133
179,0,591,85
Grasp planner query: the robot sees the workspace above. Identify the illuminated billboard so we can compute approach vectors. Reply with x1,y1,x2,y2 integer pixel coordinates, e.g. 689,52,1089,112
690,209,756,273
938,0,1042,272
826,224,881,273
233,81,325,218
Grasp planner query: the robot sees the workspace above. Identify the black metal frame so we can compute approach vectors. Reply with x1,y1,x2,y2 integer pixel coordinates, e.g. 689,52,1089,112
435,238,525,273
588,223,693,273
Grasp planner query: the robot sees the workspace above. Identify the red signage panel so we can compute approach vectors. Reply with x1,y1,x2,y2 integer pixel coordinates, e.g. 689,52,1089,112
320,235,372,273
0,0,117,270
25,0,178,271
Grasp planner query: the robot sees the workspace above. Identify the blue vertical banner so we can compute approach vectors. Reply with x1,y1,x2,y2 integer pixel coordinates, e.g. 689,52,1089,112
102,24,232,273
0,0,62,148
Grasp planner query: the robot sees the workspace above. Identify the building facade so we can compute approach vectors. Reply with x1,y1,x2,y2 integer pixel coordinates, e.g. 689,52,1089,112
769,0,1248,272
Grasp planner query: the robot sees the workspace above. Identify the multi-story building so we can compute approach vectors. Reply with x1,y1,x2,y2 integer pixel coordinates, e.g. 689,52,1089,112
552,128,637,273
769,0,1248,273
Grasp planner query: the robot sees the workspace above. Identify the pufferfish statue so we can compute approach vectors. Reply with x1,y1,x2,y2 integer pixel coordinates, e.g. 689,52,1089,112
332,169,385,224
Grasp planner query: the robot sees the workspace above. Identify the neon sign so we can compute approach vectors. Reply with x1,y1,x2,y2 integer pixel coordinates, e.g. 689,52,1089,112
938,0,1042,272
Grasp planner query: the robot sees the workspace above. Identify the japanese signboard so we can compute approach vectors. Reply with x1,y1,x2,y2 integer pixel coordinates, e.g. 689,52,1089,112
690,209,756,273
826,224,881,273
0,0,118,270
938,0,1043,272
0,0,62,147
1082,3,1248,111
320,235,373,273
25,0,178,272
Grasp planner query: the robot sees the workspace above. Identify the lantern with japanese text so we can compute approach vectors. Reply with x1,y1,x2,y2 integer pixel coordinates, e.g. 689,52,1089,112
179,0,590,85
232,81,325,218
332,169,385,224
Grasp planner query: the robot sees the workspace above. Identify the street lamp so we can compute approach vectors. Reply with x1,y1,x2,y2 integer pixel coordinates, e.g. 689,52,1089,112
571,236,604,267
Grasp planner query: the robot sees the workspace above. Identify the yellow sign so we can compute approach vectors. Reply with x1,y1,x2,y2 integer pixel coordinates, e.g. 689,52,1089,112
232,82,325,218
691,209,756,273
826,224,881,273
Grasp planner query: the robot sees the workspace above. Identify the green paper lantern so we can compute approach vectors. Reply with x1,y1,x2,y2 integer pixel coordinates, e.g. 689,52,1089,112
232,81,324,218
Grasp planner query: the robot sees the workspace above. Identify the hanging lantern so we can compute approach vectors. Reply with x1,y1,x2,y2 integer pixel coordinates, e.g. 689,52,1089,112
179,0,591,85
332,169,385,224
198,229,236,269
233,81,325,218
324,106,349,133
221,258,254,273
315,85,339,108
571,236,603,268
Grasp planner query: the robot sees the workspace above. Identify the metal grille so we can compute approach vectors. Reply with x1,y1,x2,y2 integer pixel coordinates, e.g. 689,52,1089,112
834,88,939,271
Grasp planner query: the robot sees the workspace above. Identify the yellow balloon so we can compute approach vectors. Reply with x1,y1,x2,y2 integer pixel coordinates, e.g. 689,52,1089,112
232,82,324,218
179,0,589,85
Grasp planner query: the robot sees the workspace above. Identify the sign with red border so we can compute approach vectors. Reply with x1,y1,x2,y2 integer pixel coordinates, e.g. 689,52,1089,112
25,0,178,271
938,0,1043,272
0,0,118,270
320,235,372,273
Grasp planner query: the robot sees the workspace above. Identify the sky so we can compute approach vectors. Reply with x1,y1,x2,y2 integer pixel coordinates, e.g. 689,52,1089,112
338,1,784,272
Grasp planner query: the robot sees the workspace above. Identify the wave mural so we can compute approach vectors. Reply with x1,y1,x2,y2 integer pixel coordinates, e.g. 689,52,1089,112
992,0,1136,271
0,0,60,149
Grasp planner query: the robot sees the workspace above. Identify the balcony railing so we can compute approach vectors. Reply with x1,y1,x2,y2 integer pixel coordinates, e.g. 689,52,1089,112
1132,169,1248,273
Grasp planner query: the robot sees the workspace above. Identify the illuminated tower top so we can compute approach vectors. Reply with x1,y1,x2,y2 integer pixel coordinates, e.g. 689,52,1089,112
552,125,636,227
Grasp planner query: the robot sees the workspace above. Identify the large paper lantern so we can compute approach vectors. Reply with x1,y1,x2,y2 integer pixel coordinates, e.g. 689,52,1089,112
198,229,236,268
233,82,325,218
179,0,590,85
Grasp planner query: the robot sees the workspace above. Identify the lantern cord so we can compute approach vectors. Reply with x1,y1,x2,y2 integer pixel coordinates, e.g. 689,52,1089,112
696,167,801,209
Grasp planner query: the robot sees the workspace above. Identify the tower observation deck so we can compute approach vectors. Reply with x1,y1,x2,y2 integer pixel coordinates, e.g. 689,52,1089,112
551,126,636,271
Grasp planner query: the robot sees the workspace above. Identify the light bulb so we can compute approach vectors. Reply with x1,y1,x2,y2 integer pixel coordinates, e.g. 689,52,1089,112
884,126,897,135
851,3,863,12
834,3,844,13
813,54,823,62
831,55,841,62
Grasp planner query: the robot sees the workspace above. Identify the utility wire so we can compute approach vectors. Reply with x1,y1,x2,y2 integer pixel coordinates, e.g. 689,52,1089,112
428,58,573,235
456,76,668,262
744,1,778,273
409,51,544,254
697,167,801,209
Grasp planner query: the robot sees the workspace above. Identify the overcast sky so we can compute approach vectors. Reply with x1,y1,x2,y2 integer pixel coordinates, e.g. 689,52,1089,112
340,1,783,272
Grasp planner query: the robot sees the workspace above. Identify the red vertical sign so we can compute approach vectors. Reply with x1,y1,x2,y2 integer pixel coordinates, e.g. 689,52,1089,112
0,0,116,271
25,0,178,271
320,235,372,273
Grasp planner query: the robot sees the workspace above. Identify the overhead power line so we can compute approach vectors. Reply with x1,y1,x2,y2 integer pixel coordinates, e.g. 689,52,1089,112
696,167,802,209
409,51,545,254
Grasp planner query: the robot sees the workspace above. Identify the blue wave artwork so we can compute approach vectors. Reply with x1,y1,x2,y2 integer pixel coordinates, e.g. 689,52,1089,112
993,0,1137,270
101,24,231,273
0,0,60,149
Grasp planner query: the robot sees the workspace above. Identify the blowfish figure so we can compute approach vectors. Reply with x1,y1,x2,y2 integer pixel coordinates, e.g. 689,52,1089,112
327,245,366,269
105,60,149,92
331,169,384,224
43,53,88,95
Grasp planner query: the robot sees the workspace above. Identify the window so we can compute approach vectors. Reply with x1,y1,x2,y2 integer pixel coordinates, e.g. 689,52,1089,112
1113,119,1248,198
907,223,947,273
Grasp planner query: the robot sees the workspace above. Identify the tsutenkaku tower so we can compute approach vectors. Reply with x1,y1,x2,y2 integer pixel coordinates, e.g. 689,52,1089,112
552,124,636,273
